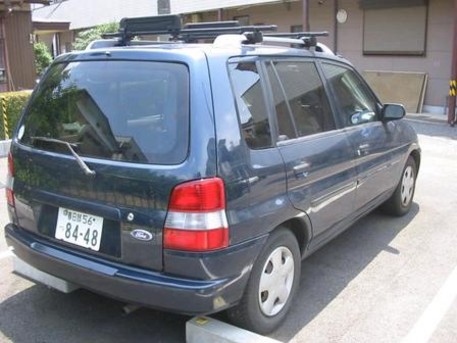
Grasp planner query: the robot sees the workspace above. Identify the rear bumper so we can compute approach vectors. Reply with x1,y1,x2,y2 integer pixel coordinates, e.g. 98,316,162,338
5,224,264,315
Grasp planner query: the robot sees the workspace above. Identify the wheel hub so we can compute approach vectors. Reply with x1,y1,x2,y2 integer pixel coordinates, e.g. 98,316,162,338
400,165,415,206
258,246,295,317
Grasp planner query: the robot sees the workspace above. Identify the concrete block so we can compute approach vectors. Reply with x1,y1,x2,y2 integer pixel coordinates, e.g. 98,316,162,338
0,139,11,157
13,255,79,293
186,316,281,343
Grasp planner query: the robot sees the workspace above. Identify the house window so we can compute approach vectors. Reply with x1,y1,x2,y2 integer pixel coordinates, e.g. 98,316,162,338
291,25,303,33
361,0,427,55
233,15,249,26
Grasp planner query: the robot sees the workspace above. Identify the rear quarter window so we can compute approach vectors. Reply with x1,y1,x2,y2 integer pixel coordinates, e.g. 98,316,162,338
19,61,189,165
228,62,272,149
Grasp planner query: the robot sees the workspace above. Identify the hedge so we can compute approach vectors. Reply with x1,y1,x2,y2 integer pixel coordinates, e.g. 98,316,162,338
0,91,32,140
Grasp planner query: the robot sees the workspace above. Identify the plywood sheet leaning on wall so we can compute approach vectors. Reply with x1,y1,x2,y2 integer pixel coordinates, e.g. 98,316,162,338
362,71,428,113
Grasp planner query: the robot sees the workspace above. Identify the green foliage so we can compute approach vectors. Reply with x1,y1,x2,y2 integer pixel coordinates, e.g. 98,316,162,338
0,91,32,139
73,22,119,50
34,42,53,75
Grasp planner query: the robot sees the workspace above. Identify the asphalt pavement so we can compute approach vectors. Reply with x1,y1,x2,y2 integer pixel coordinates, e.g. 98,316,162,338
0,114,456,342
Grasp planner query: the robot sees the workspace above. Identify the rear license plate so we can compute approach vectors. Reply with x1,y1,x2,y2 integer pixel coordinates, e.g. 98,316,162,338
55,207,104,251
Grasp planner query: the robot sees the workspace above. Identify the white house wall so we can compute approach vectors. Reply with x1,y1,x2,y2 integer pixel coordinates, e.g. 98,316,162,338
170,0,291,14
32,0,158,30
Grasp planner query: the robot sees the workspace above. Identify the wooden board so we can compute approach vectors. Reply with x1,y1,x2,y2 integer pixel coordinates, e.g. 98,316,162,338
362,70,428,113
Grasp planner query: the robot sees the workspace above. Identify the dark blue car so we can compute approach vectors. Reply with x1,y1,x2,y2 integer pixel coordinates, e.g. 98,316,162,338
4,16,420,334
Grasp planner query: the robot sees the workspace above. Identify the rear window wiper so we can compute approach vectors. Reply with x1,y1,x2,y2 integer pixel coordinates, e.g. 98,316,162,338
31,136,96,177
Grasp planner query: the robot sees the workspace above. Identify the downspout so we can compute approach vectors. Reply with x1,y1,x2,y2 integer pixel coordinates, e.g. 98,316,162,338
0,15,13,91
218,8,223,21
448,0,457,126
302,0,309,31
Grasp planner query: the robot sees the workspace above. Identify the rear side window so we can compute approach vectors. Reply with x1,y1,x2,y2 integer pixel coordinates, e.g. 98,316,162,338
267,60,335,139
229,62,272,149
19,61,189,164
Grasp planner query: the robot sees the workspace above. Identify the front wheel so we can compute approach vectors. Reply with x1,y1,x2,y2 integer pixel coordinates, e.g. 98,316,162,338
227,229,301,334
382,156,417,216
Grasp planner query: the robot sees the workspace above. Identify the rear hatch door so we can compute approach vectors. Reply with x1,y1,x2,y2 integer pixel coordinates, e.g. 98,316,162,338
11,53,211,271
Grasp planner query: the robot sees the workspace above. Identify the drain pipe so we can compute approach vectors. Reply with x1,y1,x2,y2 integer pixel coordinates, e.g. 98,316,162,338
302,0,309,31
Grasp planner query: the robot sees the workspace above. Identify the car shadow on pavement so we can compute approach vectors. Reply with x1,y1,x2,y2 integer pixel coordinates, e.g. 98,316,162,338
0,283,189,343
271,203,420,342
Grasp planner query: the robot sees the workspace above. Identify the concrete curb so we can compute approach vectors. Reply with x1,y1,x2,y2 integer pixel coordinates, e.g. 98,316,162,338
0,140,11,157
186,316,282,343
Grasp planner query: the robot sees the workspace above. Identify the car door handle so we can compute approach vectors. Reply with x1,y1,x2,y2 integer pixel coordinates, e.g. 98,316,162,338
357,143,370,156
241,176,259,185
293,162,310,178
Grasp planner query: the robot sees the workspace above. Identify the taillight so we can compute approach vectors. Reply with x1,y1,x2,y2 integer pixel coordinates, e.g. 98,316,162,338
6,152,14,207
164,178,229,251
8,152,14,176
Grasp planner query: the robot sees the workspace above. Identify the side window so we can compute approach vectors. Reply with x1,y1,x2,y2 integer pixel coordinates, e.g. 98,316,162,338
267,60,336,139
322,63,378,126
229,62,272,149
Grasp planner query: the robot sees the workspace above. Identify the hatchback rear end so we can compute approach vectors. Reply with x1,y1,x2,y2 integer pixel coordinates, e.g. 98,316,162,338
4,48,259,314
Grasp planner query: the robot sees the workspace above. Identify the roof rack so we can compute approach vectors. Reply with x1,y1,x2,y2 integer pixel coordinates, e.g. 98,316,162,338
103,14,277,45
102,14,330,52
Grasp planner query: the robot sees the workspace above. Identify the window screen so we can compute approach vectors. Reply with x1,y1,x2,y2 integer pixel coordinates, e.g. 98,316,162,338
363,5,427,55
229,62,272,149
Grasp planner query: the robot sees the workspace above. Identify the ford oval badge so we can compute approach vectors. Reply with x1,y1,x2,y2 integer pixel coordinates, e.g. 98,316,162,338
130,229,154,242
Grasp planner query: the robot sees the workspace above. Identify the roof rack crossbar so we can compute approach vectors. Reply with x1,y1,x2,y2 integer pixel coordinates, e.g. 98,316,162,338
267,31,329,38
178,25,276,42
264,31,329,48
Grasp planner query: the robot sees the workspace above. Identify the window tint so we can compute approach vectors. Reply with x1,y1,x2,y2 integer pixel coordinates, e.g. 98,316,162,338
229,62,272,149
20,61,189,164
322,63,378,126
267,61,335,139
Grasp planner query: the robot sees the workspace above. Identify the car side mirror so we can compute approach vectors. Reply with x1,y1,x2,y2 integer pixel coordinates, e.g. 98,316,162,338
381,104,405,121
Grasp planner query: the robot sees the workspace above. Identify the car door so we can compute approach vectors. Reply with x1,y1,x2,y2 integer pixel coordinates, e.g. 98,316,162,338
263,58,358,241
321,62,399,212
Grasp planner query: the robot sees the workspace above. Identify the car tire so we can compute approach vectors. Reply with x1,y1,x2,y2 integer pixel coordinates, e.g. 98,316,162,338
382,156,417,216
226,228,301,334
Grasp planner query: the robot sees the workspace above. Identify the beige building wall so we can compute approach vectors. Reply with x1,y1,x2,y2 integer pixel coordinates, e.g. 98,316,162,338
189,0,451,110
32,0,452,110
335,0,452,110
193,1,335,55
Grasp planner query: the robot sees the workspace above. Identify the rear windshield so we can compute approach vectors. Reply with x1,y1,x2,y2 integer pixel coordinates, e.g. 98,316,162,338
19,60,189,164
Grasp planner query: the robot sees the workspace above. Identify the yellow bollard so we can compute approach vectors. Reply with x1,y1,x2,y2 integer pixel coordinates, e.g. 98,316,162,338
1,96,8,140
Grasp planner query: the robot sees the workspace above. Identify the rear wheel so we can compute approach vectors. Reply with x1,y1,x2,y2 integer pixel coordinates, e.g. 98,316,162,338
382,156,417,216
227,229,301,334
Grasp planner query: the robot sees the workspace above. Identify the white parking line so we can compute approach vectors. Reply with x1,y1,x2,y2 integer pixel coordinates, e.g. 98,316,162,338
0,249,13,260
402,264,457,343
